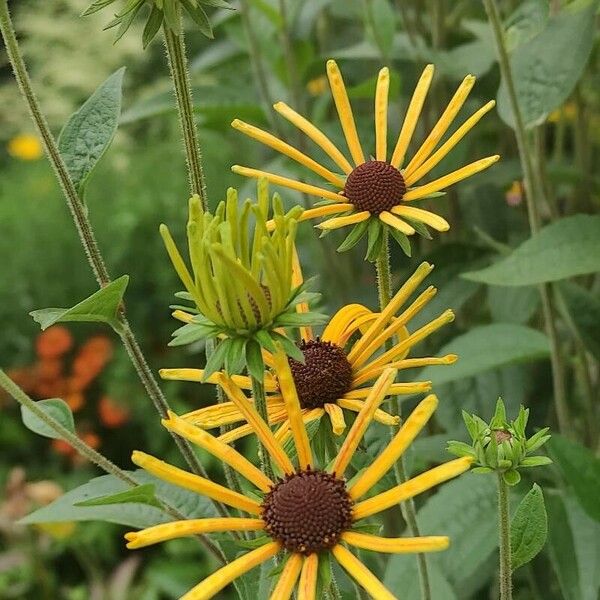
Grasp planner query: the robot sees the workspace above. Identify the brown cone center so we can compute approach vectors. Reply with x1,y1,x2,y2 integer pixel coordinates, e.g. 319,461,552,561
287,339,353,409
343,160,406,214
262,469,353,555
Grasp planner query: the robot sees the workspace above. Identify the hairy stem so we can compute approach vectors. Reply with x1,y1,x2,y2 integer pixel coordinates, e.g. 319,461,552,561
483,0,572,436
163,20,208,205
497,473,513,600
375,233,432,600
250,374,276,481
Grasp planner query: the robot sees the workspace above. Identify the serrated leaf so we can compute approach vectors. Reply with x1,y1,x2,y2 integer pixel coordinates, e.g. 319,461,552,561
21,398,75,440
463,215,600,286
75,484,161,508
419,324,550,386
30,276,129,332
58,68,125,191
511,483,548,570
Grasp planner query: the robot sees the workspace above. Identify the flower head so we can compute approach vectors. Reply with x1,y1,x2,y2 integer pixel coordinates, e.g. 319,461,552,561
125,367,472,599
161,261,456,442
160,180,326,379
232,60,498,258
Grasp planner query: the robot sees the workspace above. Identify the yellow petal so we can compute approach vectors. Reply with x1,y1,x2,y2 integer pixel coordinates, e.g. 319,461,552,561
405,74,476,174
162,412,273,492
379,211,416,235
172,309,194,323
403,155,500,201
322,303,372,343
324,403,346,435
348,262,433,363
231,119,345,187
297,554,319,600
272,347,313,469
375,67,390,161
232,166,346,202
391,205,450,232
274,409,324,445
274,101,353,174
159,368,277,391
270,554,303,600
331,368,397,477
337,397,400,426
292,246,313,341
342,531,449,554
326,60,365,165
125,518,264,549
353,457,473,520
131,451,261,515
318,211,370,230
216,374,295,474
405,100,496,185
332,545,397,600
390,64,434,169
159,224,196,299
349,395,438,499
182,542,280,600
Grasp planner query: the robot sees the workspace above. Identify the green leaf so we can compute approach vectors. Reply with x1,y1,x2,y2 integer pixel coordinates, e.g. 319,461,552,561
559,282,600,361
30,276,129,332
142,5,164,48
182,0,213,38
388,226,412,257
337,219,369,253
365,217,383,262
20,470,217,529
510,483,548,570
504,0,549,51
497,0,599,128
366,0,395,58
202,338,232,380
463,215,600,286
75,484,161,508
58,68,125,191
20,398,75,440
548,435,600,522
419,324,550,386
245,339,265,381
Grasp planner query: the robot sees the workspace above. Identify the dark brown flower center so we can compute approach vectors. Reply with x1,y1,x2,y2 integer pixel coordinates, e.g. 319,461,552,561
287,339,353,409
262,469,353,555
343,160,406,214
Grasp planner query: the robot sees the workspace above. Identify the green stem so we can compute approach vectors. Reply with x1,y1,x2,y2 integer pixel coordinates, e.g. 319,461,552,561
163,20,208,205
483,0,572,437
375,233,432,600
0,0,229,505
250,374,276,481
497,473,513,600
0,370,228,566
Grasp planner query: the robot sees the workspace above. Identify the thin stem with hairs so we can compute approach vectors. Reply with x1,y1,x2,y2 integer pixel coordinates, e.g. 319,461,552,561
497,473,513,600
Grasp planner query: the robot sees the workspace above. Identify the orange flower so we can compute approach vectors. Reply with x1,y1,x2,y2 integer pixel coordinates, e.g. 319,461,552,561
37,358,63,381
99,396,130,428
51,438,75,457
35,326,73,360
64,391,85,412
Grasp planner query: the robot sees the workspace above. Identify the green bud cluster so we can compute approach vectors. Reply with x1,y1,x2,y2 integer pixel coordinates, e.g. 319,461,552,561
160,179,327,380
447,398,552,486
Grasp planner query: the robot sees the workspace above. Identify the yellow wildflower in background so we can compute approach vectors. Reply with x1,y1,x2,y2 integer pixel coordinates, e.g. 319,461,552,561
161,261,456,442
7,133,43,160
125,366,472,599
232,60,498,244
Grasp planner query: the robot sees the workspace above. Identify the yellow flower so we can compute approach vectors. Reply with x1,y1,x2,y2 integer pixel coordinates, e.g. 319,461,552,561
231,60,498,242
161,261,456,442
7,134,43,161
125,367,472,599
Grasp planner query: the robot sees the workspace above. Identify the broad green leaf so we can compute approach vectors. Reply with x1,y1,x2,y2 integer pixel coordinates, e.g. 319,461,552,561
20,398,75,440
504,0,549,50
30,276,129,332
548,435,600,523
75,484,161,508
419,324,550,387
497,0,599,128
463,215,600,286
559,282,600,361
366,0,395,58
20,470,217,529
488,285,539,324
58,68,125,190
511,483,548,570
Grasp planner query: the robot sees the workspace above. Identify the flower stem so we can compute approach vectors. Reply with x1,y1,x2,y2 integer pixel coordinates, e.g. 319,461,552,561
497,473,513,600
0,0,219,489
375,232,432,600
0,370,228,566
250,374,276,481
483,0,572,437
163,19,208,205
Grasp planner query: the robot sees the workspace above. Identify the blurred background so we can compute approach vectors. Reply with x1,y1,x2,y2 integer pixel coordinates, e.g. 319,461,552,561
1,0,599,598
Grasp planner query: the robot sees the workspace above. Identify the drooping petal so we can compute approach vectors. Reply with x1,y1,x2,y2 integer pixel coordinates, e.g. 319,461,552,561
321,304,372,344
182,542,280,600
341,531,449,553
324,403,346,435
391,205,450,232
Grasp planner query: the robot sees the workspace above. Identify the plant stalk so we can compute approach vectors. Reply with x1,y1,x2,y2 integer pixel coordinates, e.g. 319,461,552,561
163,20,208,205
483,0,572,437
250,374,276,481
375,233,432,600
497,473,513,600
